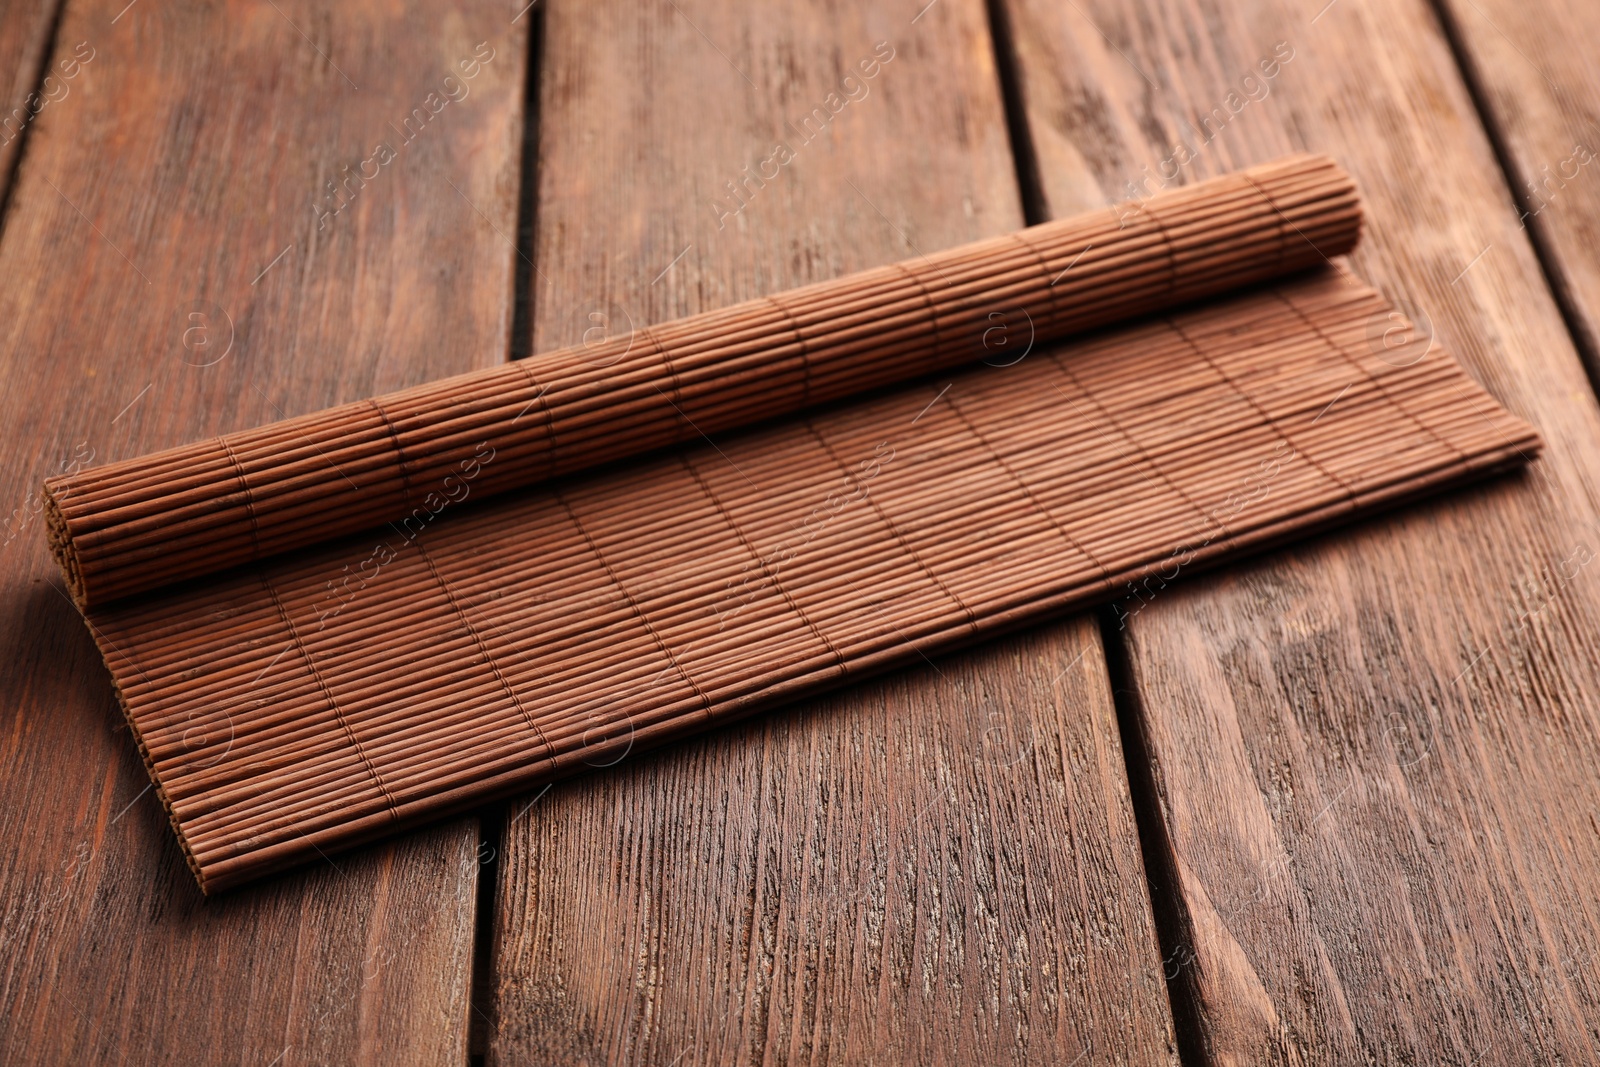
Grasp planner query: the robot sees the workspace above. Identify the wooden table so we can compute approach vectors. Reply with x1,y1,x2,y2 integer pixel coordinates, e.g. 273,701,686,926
3,0,1598,1062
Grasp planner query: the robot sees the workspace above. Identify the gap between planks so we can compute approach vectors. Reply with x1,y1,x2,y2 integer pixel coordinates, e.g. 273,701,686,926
471,5,544,1064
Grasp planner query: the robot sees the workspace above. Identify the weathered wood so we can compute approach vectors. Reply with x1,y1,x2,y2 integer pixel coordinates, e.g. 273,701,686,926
1437,0,1600,377
485,1,1177,1063
0,0,62,208
0,0,527,1061
1000,0,1600,1060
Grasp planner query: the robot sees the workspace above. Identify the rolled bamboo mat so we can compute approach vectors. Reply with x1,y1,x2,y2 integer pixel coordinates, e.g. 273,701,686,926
45,156,1539,892
47,154,1360,609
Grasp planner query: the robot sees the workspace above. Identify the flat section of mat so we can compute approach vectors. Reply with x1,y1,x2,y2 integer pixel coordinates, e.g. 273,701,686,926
86,267,1538,891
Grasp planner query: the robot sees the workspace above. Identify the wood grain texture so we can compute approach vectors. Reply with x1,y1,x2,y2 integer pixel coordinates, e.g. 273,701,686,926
1001,0,1600,1060
1437,0,1600,377
485,1,1177,1063
494,626,1169,1066
0,0,527,1061
0,0,61,209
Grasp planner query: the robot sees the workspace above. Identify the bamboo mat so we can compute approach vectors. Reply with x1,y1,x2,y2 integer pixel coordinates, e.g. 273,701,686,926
44,156,1540,891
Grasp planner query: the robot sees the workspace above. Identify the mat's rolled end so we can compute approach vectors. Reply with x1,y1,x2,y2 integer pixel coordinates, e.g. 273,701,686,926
43,478,210,885
42,480,87,612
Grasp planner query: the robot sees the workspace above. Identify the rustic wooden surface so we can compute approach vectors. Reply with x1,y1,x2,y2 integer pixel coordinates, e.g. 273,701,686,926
0,0,527,1062
0,0,61,209
1000,0,1600,1060
483,1,1177,1064
8,0,1600,1063
1438,0,1600,377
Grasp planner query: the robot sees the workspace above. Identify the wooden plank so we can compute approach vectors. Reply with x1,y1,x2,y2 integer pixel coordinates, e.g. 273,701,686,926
0,0,62,208
1438,0,1600,374
485,2,1178,1063
0,1,528,1061
998,0,1600,1060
